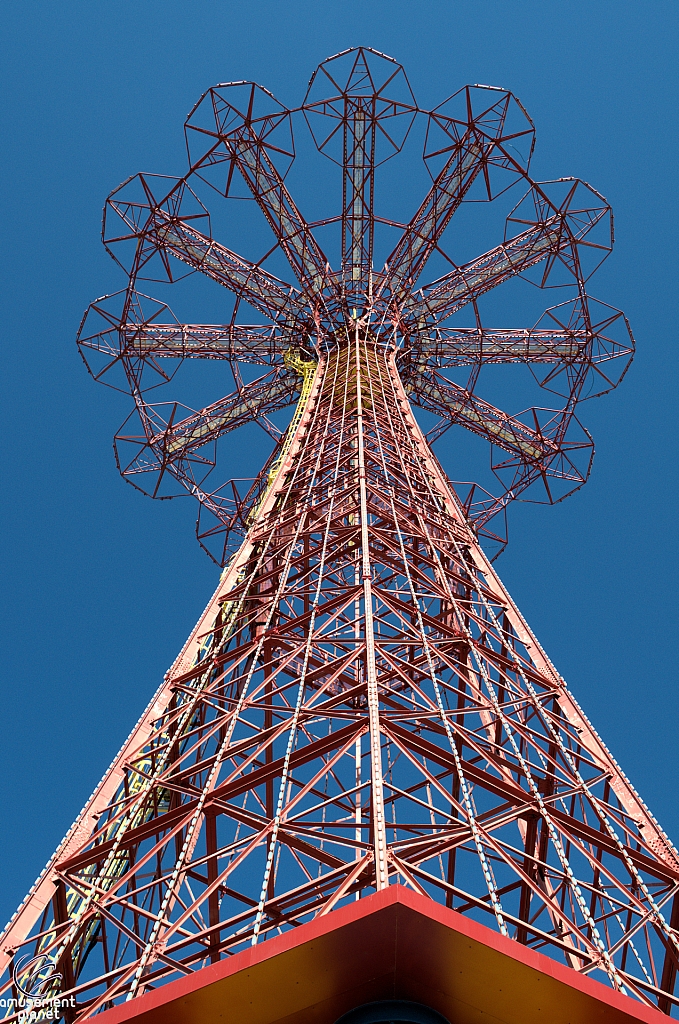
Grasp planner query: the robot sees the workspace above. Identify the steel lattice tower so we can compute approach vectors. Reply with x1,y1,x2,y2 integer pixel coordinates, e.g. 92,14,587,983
3,48,678,1023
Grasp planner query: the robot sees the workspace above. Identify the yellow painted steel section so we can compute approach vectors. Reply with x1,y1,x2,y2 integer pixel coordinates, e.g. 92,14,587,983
246,347,318,525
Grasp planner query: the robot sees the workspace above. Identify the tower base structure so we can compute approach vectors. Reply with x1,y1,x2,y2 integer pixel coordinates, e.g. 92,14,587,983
91,887,667,1024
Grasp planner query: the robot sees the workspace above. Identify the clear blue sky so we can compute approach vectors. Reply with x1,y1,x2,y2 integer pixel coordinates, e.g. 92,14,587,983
1,0,677,928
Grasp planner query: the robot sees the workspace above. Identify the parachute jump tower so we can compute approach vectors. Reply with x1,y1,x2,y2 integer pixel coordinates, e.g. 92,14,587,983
3,47,677,1024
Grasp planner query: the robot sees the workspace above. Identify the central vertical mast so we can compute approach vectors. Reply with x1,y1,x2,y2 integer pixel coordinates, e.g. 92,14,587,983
354,326,388,889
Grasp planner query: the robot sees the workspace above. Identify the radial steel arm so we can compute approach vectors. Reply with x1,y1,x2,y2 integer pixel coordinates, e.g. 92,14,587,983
223,126,338,310
162,375,300,455
115,324,296,364
408,370,560,463
382,132,485,296
406,327,591,368
117,371,300,496
407,216,567,325
145,212,311,327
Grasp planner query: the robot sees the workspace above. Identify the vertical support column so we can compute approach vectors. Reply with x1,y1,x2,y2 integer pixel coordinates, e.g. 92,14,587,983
355,733,362,897
264,634,275,905
354,328,388,889
205,809,220,964
260,551,279,906
516,812,539,945
659,893,679,1014
52,879,76,1023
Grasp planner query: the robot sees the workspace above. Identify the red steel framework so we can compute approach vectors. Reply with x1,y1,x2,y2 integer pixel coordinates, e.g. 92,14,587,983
3,47,677,1021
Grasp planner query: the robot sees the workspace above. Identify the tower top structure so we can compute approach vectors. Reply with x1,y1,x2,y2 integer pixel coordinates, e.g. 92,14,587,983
76,45,633,561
